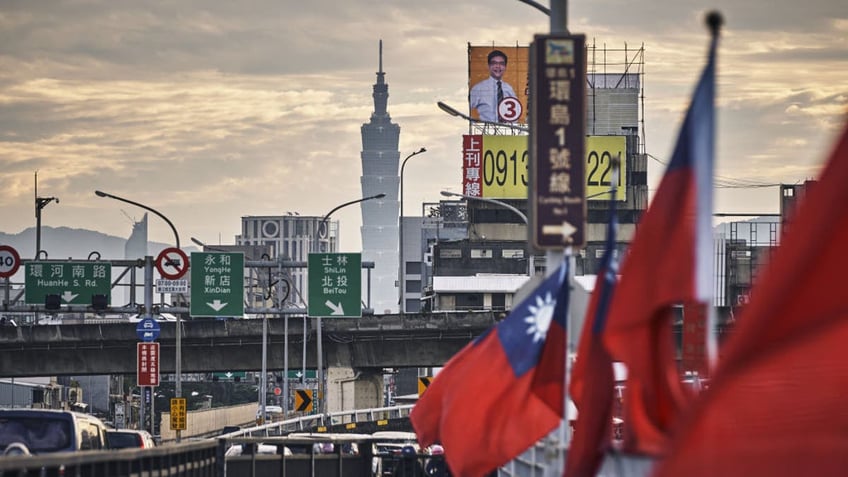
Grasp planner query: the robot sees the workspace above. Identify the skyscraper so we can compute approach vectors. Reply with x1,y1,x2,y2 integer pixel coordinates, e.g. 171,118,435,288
360,40,400,314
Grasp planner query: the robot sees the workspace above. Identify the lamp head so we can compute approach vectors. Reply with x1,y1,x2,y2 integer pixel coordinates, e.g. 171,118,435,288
437,101,461,117
440,191,457,198
417,147,427,153
375,193,386,199
94,190,107,198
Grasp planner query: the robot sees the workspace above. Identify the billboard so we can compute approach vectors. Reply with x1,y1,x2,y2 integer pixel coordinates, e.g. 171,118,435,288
468,45,530,124
462,134,627,200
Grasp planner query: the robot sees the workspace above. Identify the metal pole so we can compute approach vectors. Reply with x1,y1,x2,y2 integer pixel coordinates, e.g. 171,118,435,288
550,0,567,34
95,190,183,440
317,316,323,415
281,259,289,415
143,256,154,435
398,148,426,315
260,314,267,422
313,193,387,414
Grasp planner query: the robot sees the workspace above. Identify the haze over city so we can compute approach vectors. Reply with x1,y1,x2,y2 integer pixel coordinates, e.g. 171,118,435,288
1,0,846,253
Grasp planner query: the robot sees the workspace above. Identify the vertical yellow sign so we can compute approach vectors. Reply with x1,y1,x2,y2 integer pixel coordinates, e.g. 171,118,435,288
418,377,432,397
170,398,187,431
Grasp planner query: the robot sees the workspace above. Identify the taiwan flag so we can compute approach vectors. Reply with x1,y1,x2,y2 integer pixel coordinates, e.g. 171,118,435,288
655,122,848,476
565,161,620,477
600,14,722,455
411,260,570,477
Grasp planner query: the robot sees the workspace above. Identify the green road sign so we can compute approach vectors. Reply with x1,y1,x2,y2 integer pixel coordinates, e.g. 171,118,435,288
288,370,317,379
190,252,244,317
212,371,247,381
308,253,361,318
24,261,111,306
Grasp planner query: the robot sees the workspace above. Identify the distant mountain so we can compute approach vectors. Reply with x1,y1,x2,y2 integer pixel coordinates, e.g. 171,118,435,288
0,226,195,261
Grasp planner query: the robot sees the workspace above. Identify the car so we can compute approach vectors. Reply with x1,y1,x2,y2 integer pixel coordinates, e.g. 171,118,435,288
225,442,291,456
106,429,156,449
0,409,109,455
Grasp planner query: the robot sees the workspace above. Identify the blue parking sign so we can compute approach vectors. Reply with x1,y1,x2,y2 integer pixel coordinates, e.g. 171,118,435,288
136,317,161,342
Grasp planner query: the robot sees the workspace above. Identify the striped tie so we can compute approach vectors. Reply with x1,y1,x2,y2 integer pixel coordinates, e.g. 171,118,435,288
496,81,504,122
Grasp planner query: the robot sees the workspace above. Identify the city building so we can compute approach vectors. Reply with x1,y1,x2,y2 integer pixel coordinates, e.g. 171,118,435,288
360,41,402,314
415,44,648,312
235,214,338,308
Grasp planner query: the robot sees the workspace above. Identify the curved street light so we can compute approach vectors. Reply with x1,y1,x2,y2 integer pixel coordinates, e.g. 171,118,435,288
437,101,529,133
318,193,387,241
399,147,427,315
94,189,184,441
314,192,387,416
440,190,528,224
95,190,181,249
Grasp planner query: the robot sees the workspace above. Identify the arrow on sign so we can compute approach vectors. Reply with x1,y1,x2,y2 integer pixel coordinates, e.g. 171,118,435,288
61,291,79,303
325,300,345,315
207,299,228,311
295,389,313,412
225,372,233,379
542,221,578,242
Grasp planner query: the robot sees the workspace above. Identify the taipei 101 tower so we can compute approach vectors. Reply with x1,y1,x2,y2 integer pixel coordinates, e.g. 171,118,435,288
360,41,401,314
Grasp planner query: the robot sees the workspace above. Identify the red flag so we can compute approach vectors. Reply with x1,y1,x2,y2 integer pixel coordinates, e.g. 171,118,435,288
410,260,570,477
654,123,848,476
565,162,620,477
601,18,720,455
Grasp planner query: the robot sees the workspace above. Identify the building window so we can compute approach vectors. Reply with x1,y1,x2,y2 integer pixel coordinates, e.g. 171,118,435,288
406,262,422,275
406,280,422,293
405,299,421,313
455,293,484,310
471,249,493,258
439,249,462,259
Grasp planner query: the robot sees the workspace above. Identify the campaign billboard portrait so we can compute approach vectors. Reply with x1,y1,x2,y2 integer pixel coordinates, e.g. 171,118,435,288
468,45,530,125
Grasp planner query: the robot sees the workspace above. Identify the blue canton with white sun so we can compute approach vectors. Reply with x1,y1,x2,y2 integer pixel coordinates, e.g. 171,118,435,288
497,262,569,377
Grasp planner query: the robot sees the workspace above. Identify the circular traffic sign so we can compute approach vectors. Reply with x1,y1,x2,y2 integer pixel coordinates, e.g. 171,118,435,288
498,96,523,122
0,245,21,278
274,387,282,396
155,247,189,279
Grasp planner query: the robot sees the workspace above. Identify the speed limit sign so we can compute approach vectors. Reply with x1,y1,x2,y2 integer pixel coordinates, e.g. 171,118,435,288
0,245,21,278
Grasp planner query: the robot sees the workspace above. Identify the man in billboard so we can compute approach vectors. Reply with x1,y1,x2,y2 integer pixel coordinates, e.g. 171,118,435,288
469,50,516,123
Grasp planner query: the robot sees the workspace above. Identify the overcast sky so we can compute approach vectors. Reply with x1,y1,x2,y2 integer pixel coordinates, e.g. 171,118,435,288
1,0,846,254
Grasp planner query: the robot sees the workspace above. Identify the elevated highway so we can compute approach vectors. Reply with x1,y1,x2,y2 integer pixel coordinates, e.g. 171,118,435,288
0,311,497,377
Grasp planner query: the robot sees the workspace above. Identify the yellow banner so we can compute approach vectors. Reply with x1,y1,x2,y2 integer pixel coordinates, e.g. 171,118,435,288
468,135,627,200
480,136,529,199
586,136,627,201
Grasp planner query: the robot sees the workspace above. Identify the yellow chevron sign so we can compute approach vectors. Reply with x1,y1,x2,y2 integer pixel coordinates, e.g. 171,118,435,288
295,389,314,412
418,377,432,397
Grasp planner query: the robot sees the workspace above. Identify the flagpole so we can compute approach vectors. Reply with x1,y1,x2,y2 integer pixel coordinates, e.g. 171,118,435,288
704,11,723,372
563,246,574,448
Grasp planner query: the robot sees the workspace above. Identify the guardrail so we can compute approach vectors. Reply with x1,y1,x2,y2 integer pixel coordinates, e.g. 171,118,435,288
0,406,416,477
0,439,219,477
223,404,415,438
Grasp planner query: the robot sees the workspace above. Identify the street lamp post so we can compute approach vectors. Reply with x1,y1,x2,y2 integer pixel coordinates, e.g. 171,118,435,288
440,191,533,276
437,101,529,133
95,190,184,441
34,172,59,259
398,147,427,315
315,193,386,416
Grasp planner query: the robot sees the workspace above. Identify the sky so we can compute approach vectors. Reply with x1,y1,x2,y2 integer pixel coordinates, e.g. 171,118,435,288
1,0,846,254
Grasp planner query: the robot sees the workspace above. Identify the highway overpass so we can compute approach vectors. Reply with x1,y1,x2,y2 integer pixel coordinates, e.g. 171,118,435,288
0,311,497,377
